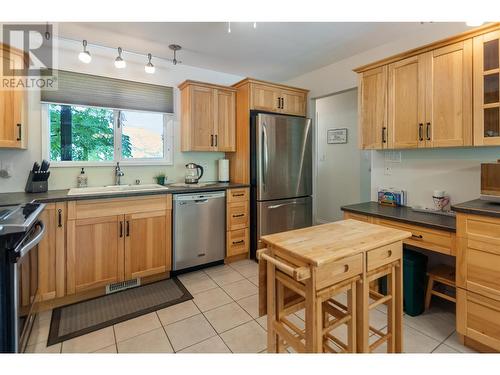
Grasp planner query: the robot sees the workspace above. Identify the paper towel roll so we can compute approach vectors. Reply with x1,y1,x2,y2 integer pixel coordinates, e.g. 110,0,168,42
218,159,229,182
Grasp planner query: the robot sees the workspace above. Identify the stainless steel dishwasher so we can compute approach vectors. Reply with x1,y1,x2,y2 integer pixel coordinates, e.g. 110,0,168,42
173,191,226,271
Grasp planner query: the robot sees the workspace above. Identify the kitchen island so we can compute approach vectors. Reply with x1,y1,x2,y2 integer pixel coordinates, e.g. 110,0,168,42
259,219,411,353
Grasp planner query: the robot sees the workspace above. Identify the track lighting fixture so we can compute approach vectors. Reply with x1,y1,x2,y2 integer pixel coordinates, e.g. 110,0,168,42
114,47,126,69
78,40,92,64
145,53,155,74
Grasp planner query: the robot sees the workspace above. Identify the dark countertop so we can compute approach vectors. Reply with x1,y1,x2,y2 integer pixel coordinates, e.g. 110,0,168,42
0,182,250,206
452,199,500,218
341,201,456,232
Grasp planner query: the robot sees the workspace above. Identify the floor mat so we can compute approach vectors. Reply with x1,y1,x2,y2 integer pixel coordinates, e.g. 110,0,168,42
47,278,192,346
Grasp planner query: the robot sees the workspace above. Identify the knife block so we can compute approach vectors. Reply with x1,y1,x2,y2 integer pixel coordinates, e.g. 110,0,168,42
25,171,48,193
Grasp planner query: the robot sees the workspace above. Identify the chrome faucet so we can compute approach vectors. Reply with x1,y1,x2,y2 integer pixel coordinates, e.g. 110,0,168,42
115,162,124,185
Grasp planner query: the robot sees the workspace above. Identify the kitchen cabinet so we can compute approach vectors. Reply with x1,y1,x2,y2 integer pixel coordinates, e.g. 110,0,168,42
66,195,172,295
226,188,250,259
473,29,500,145
37,203,66,301
456,212,500,351
0,44,28,149
249,81,307,116
179,80,236,152
358,66,388,149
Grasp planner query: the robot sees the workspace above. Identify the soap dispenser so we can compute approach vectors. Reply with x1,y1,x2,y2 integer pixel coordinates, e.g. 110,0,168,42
77,167,88,188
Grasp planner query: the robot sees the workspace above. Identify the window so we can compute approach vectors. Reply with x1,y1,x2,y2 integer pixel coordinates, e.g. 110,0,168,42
43,103,173,166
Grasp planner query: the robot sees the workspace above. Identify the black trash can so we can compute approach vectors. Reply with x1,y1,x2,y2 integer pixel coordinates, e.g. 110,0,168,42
403,247,428,316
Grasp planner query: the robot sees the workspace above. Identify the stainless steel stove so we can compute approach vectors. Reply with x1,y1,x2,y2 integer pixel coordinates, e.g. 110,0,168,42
0,202,46,353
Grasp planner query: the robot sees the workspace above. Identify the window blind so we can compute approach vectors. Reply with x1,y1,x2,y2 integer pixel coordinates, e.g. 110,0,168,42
41,70,173,113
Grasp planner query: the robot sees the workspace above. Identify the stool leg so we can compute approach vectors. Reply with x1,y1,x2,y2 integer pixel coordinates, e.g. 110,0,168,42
266,261,278,353
356,276,369,353
276,281,286,353
395,260,403,353
425,276,434,311
348,280,357,352
387,265,396,353
304,272,322,352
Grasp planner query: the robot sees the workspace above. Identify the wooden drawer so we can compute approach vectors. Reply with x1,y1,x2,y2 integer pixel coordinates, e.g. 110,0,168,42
227,228,249,257
227,201,249,231
366,242,402,271
316,253,363,290
458,289,500,351
457,213,500,245
343,212,373,223
376,218,455,255
227,188,249,203
67,195,172,220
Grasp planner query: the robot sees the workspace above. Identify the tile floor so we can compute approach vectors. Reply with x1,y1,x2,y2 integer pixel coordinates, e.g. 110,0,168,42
26,259,476,354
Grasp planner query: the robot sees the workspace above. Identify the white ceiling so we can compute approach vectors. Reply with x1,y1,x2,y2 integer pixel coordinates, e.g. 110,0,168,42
58,22,468,82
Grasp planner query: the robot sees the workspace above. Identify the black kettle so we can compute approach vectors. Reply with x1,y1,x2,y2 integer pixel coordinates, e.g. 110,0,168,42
185,163,204,184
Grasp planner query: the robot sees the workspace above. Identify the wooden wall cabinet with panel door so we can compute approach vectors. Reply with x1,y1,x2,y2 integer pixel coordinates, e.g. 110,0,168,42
473,30,500,145
228,78,308,184
226,188,250,260
456,213,500,352
0,44,28,149
358,66,388,149
179,80,236,152
37,203,67,302
66,195,172,295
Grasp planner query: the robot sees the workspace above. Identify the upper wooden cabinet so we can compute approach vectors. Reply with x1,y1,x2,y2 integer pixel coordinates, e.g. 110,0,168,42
247,80,307,116
359,66,388,149
179,80,236,152
355,25,500,150
0,44,28,149
473,29,500,146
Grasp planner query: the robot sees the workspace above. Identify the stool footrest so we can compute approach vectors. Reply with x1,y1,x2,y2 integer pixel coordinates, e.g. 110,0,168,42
369,294,392,310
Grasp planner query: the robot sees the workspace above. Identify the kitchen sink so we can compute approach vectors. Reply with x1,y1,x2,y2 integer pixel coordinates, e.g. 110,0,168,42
67,184,169,196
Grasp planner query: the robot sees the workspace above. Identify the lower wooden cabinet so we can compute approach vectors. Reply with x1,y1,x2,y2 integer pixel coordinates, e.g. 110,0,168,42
226,188,250,259
37,202,66,301
66,196,172,295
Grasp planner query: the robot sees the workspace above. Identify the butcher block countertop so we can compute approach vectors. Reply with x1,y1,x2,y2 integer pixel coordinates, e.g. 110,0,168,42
260,219,412,267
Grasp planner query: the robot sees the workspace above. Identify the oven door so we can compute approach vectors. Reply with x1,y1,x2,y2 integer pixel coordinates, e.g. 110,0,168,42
13,221,45,352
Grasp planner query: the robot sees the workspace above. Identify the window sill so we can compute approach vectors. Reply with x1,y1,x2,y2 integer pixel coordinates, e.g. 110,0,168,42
49,160,174,168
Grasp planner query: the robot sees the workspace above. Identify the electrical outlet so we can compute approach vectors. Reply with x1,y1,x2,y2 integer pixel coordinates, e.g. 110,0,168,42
384,165,392,175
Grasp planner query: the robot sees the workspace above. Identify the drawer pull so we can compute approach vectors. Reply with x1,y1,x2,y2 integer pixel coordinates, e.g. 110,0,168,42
411,234,423,239
232,193,244,197
387,250,392,257
232,240,245,245
232,213,245,218
57,209,63,227
344,264,349,273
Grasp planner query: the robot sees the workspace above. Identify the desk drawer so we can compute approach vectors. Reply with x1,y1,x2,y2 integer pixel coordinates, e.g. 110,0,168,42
227,188,249,203
463,240,500,299
227,228,249,257
343,212,373,223
367,242,402,271
227,201,249,231
376,218,455,255
316,253,363,290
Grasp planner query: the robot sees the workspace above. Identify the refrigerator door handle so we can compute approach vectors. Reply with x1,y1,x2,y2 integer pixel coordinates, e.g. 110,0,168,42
267,201,306,210
261,123,269,191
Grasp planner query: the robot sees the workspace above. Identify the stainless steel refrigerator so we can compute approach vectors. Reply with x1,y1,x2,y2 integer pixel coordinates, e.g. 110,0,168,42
250,112,312,258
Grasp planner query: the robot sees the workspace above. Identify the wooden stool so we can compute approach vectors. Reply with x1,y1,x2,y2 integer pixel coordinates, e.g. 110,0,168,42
357,243,403,353
259,249,362,353
425,264,456,310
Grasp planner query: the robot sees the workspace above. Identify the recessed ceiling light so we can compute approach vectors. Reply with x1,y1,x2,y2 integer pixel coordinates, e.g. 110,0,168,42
145,53,155,74
114,47,126,69
78,40,91,64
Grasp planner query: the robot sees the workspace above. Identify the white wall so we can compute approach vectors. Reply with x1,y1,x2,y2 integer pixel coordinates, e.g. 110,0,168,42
315,89,371,222
0,39,243,193
285,23,500,209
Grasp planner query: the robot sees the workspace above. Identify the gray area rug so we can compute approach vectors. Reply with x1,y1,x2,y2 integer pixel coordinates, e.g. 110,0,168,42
47,278,192,346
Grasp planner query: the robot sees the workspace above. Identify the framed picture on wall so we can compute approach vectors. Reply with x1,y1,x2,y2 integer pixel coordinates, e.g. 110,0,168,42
327,128,348,144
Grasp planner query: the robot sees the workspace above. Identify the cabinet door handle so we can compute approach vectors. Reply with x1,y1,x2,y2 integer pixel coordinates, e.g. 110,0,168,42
57,209,62,227
426,122,431,141
281,97,284,109
17,124,22,141
382,127,387,143
418,123,423,141
210,134,214,147
119,222,123,238
232,240,245,245
126,221,130,237
277,97,281,109
232,213,245,218
214,134,218,147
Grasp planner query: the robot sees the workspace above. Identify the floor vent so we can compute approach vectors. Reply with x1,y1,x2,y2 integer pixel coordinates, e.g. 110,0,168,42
106,278,141,294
